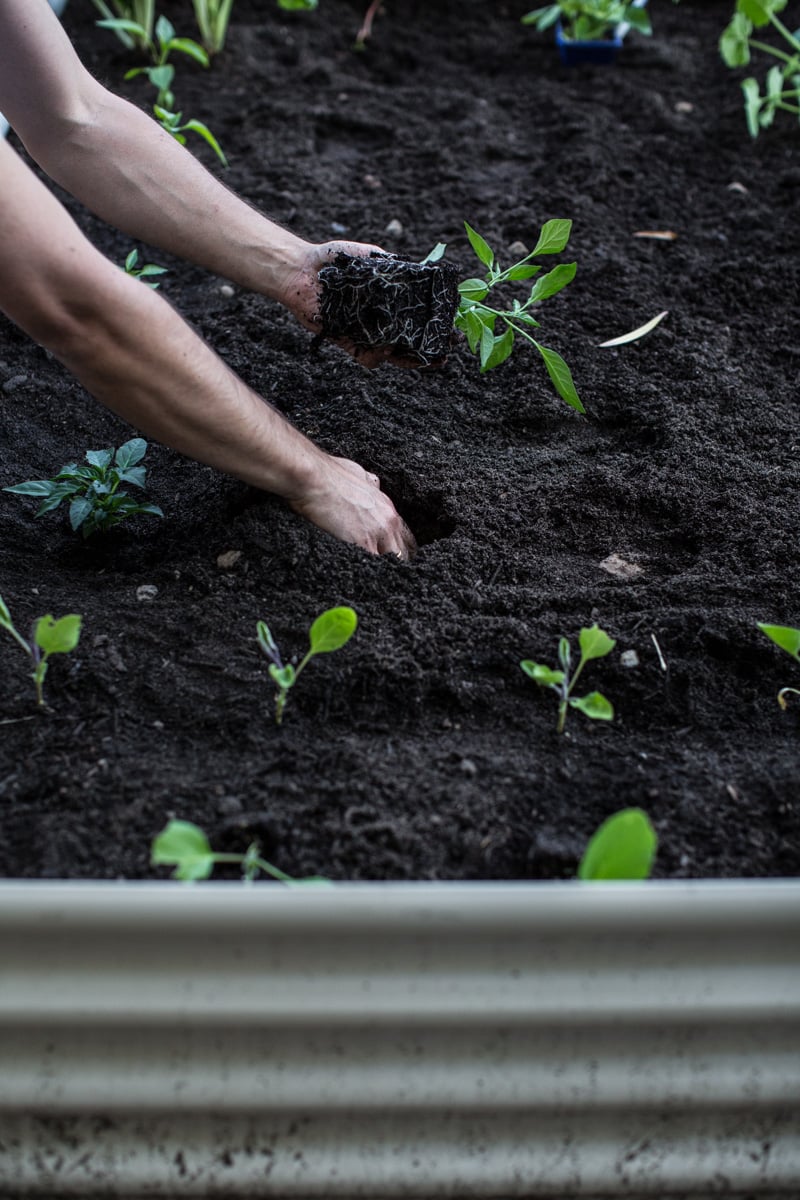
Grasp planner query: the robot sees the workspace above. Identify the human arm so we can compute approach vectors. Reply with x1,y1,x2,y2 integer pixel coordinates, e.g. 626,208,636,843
0,139,415,558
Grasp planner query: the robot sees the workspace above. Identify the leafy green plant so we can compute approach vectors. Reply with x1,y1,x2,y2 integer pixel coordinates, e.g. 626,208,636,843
151,818,330,883
257,606,358,725
522,0,651,42
153,104,228,167
90,0,154,51
0,594,82,707
720,0,800,136
97,13,209,68
757,621,800,709
428,219,583,413
192,0,236,53
4,437,164,538
521,623,616,734
123,248,168,288
578,808,657,880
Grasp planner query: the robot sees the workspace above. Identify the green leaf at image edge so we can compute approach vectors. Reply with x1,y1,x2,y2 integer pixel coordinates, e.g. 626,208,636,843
151,819,215,881
578,808,657,882
308,606,358,655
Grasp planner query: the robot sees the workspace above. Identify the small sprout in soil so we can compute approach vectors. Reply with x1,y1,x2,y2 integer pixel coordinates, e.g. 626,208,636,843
757,621,800,710
97,13,209,69
521,623,616,734
720,0,800,136
257,606,358,725
454,219,584,413
192,0,237,54
0,593,82,707
522,0,652,43
578,807,657,881
123,248,168,288
277,0,319,9
4,437,164,538
154,104,228,167
151,818,330,884
90,0,155,52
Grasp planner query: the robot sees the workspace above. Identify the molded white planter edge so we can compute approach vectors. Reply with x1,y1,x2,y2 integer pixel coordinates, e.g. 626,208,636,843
1,879,799,1197
0,0,69,140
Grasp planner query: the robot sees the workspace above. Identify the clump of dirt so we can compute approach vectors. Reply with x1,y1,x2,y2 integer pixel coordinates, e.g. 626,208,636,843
317,252,460,365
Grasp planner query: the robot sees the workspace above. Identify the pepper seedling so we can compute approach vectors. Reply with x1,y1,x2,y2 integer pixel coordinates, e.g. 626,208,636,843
123,248,168,289
4,437,164,538
257,606,358,725
757,621,800,710
151,819,330,884
720,0,800,137
0,593,82,707
192,0,237,54
578,808,657,880
521,623,616,734
426,219,583,413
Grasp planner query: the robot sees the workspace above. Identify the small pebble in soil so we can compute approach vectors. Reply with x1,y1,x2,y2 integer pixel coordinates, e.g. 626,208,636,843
363,173,382,190
216,549,243,569
330,221,348,235
219,284,235,297
136,584,159,602
3,374,28,393
620,649,640,669
674,100,694,113
384,218,403,237
727,181,749,195
460,758,478,776
508,240,529,258
599,553,644,580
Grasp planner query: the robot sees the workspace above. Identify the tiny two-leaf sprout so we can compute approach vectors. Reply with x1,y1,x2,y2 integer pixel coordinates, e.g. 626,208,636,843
257,606,358,725
521,623,616,734
123,248,168,289
4,437,164,538
578,808,657,881
757,621,800,710
0,592,82,707
452,218,583,414
151,818,331,885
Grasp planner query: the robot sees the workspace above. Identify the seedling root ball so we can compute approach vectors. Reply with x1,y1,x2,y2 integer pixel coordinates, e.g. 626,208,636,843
317,252,460,365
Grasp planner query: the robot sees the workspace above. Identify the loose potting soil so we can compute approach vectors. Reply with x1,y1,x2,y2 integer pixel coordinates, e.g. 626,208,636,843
1,0,798,882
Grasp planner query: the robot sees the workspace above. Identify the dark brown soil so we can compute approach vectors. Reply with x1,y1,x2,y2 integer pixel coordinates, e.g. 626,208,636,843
1,0,799,883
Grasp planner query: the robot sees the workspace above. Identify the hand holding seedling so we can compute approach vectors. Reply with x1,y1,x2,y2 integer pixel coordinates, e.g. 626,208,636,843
0,593,81,707
257,606,358,724
151,819,330,884
521,623,616,733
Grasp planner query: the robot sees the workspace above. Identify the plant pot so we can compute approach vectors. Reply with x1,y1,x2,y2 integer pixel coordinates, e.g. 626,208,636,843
1,878,799,1196
555,19,623,65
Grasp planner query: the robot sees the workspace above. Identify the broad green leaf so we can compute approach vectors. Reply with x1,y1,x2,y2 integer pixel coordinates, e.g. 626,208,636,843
505,263,540,281
520,660,565,688
529,261,577,304
115,438,148,471
85,448,113,470
458,278,490,302
308,606,358,655
578,808,657,881
719,12,752,65
117,466,147,488
625,6,651,33
182,120,228,167
130,502,164,518
37,484,77,516
481,326,515,372
420,243,447,265
738,0,774,27
579,624,616,662
462,309,484,354
533,342,585,414
169,38,210,65
34,613,82,656
3,480,54,496
531,218,572,256
95,17,149,35
464,223,495,269
521,5,562,30
569,691,614,721
155,14,175,42
758,622,800,661
277,0,319,9
69,497,94,531
479,322,496,370
151,819,215,881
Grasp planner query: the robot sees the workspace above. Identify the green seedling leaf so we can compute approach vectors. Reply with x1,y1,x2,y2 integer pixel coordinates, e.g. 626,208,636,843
115,438,148,471
277,0,319,10
181,119,228,167
3,480,53,496
598,311,668,347
420,243,447,265
742,77,763,137
569,691,614,721
308,606,358,655
169,37,210,65
95,16,148,36
458,278,490,302
521,4,562,30
758,622,800,660
533,343,585,414
531,218,572,256
151,819,216,880
578,808,657,881
738,0,776,28
269,663,296,690
720,11,753,65
257,620,280,659
505,263,541,281
34,613,82,656
85,448,114,470
520,661,565,688
69,497,95,531
529,262,577,304
579,624,616,662
464,222,495,269
481,327,515,372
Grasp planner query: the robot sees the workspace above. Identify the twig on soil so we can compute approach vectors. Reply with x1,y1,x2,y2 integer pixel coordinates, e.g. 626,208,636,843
651,633,668,672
